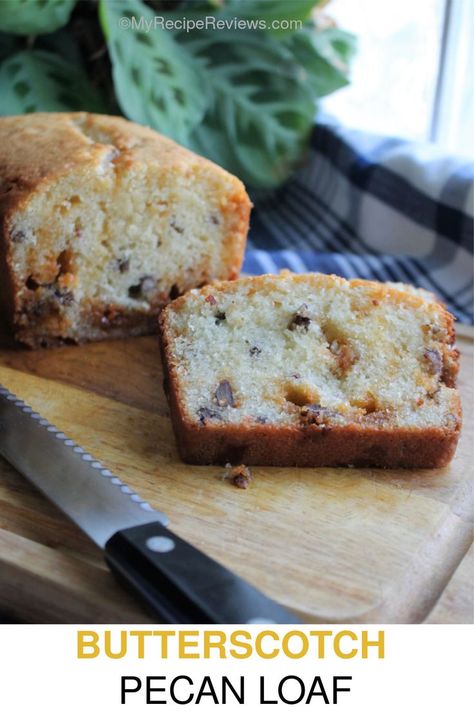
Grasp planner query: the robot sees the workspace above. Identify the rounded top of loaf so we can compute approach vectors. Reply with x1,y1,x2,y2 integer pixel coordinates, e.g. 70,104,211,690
0,112,247,217
165,271,454,331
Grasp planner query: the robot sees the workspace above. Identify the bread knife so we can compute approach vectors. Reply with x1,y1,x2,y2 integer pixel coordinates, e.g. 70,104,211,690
0,384,298,623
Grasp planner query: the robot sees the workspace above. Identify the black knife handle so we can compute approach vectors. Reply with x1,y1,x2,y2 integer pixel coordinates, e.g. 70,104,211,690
105,522,299,623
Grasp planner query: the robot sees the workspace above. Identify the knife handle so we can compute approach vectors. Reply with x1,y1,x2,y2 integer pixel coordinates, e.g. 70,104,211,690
105,522,299,624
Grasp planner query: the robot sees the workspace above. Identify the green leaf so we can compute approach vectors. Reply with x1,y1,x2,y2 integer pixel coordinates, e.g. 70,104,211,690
183,30,315,188
0,0,77,36
37,28,83,67
0,32,20,62
177,0,222,7
0,50,107,115
285,26,356,97
222,1,322,35
99,0,209,145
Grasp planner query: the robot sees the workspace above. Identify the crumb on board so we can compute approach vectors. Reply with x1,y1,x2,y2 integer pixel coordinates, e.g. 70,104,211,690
222,463,253,489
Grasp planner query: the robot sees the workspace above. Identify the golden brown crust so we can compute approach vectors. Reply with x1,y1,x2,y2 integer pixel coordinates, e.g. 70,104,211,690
0,112,247,216
170,420,460,469
0,212,15,334
167,271,453,318
159,273,462,469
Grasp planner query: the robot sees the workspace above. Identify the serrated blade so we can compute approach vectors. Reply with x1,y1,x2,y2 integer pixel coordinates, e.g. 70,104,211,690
0,384,168,548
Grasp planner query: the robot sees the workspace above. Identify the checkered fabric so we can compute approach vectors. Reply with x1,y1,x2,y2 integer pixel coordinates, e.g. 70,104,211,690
243,121,474,324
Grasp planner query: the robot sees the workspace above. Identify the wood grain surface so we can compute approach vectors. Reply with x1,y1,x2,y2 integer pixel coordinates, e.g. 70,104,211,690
426,542,474,623
0,325,472,623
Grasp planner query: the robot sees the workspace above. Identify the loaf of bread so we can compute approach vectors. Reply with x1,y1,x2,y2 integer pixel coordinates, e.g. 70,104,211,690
159,272,461,469
0,113,251,347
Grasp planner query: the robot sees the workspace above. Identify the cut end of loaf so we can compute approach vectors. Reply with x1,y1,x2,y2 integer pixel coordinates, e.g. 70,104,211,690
0,113,250,347
159,272,462,468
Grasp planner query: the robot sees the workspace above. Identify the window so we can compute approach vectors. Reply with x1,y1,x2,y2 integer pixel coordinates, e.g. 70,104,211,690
322,0,474,158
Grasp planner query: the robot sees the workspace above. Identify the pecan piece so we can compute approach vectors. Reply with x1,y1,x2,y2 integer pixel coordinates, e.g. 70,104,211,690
423,349,442,377
170,217,184,234
54,288,74,306
227,464,253,490
288,304,311,331
74,219,83,238
441,350,459,387
169,284,181,300
215,310,226,325
10,228,26,243
117,258,130,273
128,276,155,300
215,380,235,408
300,405,340,426
197,407,223,425
26,276,40,291
444,412,460,429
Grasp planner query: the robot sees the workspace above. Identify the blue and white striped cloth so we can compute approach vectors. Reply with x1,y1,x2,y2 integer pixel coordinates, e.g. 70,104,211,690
243,121,474,324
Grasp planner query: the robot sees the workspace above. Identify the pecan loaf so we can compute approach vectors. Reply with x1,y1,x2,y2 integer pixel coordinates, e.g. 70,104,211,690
159,272,461,469
0,113,250,347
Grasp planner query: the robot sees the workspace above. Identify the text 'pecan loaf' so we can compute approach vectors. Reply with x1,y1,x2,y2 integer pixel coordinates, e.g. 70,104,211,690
159,272,461,469
0,113,250,347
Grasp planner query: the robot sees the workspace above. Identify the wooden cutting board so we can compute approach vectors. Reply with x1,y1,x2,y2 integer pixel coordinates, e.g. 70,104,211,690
0,325,472,623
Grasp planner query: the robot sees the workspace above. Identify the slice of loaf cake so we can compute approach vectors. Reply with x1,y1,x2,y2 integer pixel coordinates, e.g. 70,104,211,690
0,113,250,347
159,272,461,469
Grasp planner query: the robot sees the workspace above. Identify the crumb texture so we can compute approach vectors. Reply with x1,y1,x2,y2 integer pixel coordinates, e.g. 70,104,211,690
161,273,461,434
